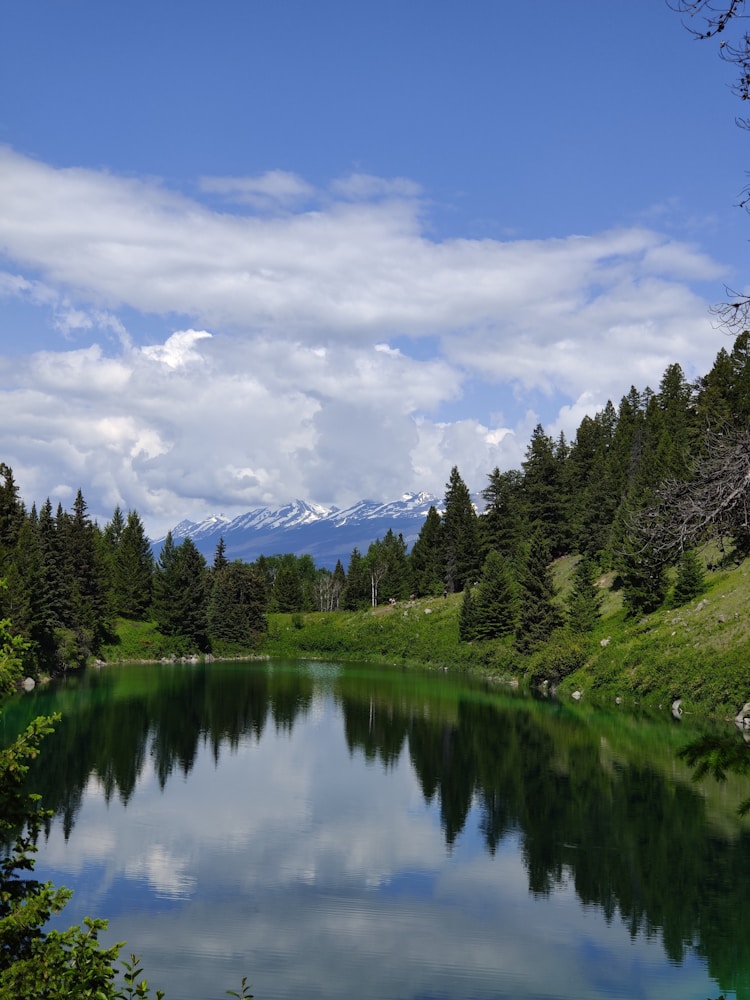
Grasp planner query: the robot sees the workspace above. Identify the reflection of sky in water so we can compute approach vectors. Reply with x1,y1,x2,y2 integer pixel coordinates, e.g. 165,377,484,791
33,693,719,1000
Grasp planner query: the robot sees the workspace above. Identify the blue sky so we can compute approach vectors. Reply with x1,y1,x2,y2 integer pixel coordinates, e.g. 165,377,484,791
0,0,748,535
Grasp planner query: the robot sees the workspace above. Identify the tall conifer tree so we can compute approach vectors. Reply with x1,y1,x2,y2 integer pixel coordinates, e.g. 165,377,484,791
409,506,445,596
515,531,561,653
442,467,481,593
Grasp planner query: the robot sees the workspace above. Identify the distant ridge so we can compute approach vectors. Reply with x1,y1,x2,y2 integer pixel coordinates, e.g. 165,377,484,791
153,492,451,570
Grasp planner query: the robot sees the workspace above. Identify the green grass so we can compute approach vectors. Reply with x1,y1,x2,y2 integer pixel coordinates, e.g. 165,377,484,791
558,555,750,716
99,618,201,661
264,593,483,668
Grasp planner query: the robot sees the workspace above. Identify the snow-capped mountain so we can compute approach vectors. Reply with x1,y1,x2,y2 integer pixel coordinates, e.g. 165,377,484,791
155,492,446,570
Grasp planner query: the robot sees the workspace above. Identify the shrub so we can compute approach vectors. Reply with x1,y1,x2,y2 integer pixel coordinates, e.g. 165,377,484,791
526,629,589,685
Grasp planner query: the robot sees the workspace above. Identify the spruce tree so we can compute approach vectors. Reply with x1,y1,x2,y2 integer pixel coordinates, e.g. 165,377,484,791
3,518,48,674
672,549,706,607
56,490,111,661
207,560,268,648
409,505,445,596
213,536,228,571
341,547,369,610
515,531,561,653
377,529,411,602
0,463,25,559
296,554,318,612
566,557,603,634
442,467,481,593
695,346,735,432
115,511,154,619
459,584,476,642
271,555,303,613
616,524,668,618
331,559,346,609
153,535,209,648
521,425,567,557
479,468,523,561
566,408,618,559
472,550,517,641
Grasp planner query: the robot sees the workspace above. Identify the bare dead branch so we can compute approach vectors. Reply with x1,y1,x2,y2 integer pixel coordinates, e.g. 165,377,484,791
632,426,750,559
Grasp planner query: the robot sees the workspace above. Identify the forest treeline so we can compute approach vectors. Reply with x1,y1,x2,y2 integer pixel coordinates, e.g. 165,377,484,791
2,332,750,683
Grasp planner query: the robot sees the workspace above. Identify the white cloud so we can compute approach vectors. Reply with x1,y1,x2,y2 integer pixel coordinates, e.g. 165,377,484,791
199,170,315,209
329,172,423,201
0,147,729,535
141,329,213,369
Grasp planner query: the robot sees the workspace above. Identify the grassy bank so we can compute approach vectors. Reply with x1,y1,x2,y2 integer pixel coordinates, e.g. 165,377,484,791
259,553,750,718
559,556,750,717
99,552,750,718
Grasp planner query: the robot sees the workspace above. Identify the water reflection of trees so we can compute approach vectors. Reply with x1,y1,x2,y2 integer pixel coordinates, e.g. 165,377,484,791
342,688,750,998
10,662,750,1000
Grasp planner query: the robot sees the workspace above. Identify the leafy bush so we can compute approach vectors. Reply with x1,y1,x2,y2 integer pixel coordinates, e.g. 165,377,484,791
526,629,590,685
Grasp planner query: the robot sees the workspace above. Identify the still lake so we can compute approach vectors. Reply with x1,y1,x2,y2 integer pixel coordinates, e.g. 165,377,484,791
6,658,750,1000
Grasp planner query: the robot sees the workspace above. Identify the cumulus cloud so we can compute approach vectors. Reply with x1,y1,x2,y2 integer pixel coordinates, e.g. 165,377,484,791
0,146,727,535
141,329,213,369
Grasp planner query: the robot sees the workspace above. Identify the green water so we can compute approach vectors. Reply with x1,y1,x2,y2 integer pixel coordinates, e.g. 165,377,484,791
5,659,750,1000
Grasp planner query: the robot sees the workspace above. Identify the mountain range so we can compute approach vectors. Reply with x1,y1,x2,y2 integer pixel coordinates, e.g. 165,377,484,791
153,492,454,570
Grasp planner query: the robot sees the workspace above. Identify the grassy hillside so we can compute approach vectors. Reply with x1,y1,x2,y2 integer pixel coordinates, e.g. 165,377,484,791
99,551,750,718
259,552,750,718
560,555,750,717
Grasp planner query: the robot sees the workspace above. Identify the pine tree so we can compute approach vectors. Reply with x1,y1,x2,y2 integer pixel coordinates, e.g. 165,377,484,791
459,585,476,642
409,505,444,596
472,550,517,641
442,467,481,593
153,535,209,648
377,529,411,602
271,555,303,613
566,557,603,633
515,531,561,653
672,549,706,607
115,511,154,619
56,490,111,662
479,468,523,561
0,463,25,559
207,560,268,648
521,425,568,558
341,548,369,610
213,536,228,571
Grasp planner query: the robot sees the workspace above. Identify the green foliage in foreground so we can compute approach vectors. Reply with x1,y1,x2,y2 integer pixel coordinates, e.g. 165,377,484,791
0,713,125,1000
